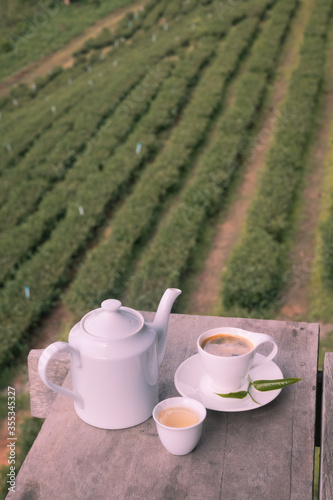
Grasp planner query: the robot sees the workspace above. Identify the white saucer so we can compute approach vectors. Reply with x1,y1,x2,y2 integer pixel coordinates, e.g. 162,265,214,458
174,353,283,412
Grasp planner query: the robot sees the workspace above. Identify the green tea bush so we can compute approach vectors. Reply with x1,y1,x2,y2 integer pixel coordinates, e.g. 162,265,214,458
0,34,214,365
164,1,181,19
124,0,297,311
65,35,228,314
0,71,91,175
10,83,32,101
0,43,212,285
65,13,275,314
0,36,12,54
321,213,333,286
142,0,168,30
33,66,63,89
73,0,162,56
0,0,302,366
222,229,283,311
0,34,189,228
248,0,298,75
0,1,201,174
222,0,332,314
0,95,10,111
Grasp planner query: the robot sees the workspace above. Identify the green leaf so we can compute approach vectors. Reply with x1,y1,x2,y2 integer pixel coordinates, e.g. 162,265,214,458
215,378,302,402
248,390,260,405
252,378,302,392
215,390,248,399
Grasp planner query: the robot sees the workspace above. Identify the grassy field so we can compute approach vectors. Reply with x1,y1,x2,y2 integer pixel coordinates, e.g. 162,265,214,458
1,0,333,496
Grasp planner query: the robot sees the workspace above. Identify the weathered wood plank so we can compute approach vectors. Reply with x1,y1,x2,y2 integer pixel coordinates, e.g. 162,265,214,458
10,314,319,500
319,352,333,500
28,349,70,418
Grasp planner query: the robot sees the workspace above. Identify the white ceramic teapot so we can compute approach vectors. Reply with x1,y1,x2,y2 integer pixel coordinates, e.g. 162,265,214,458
38,288,181,429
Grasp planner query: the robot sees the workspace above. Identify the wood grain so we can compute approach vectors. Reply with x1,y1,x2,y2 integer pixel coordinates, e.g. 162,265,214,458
319,352,333,500
10,314,319,500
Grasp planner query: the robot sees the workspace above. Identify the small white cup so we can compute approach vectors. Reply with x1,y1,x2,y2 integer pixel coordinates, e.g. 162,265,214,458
197,327,278,393
153,397,206,455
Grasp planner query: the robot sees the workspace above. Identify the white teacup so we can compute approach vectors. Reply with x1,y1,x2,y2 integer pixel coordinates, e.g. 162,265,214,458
153,397,206,455
197,327,278,393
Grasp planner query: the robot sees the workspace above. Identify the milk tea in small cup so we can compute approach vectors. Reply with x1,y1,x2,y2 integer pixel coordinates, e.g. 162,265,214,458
153,397,206,455
197,327,278,393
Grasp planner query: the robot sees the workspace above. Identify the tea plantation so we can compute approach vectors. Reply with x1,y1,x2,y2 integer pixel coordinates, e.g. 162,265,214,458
1,0,333,369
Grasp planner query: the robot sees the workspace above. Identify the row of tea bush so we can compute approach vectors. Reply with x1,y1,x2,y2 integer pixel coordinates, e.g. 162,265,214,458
221,0,333,316
1,0,218,223
0,56,179,285
0,50,174,230
0,0,287,365
124,0,298,311
64,16,260,315
0,32,216,366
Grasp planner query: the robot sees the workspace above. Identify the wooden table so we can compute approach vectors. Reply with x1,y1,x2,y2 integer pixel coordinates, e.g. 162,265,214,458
7,314,321,500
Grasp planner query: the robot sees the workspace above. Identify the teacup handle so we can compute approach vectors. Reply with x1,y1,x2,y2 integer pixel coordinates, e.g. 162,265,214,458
38,341,84,408
251,335,278,369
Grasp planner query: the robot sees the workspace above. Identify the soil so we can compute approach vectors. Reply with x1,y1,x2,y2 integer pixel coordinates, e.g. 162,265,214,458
187,0,314,316
0,0,145,96
33,302,73,350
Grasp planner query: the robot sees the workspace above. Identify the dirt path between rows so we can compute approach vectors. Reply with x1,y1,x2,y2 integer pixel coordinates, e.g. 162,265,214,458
0,0,144,96
186,0,315,316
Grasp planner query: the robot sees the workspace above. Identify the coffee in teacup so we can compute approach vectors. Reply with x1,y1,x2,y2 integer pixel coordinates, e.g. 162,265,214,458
201,334,253,357
197,327,278,393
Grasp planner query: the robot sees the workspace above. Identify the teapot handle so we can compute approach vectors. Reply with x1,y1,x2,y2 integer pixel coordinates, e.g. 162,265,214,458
38,342,84,408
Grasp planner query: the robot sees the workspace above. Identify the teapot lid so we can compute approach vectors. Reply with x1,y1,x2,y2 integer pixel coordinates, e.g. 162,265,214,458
81,299,144,339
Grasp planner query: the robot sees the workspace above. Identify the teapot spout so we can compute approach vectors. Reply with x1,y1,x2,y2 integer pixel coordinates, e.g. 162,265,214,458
153,288,182,366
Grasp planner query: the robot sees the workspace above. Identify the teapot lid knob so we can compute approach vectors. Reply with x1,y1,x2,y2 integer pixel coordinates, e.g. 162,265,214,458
101,299,122,312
